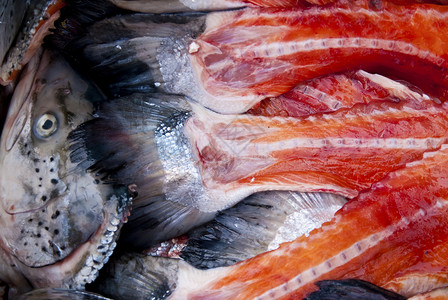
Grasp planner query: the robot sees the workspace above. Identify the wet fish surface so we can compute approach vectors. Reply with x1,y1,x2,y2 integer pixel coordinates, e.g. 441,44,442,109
107,0,448,13
160,143,448,299
68,69,448,251
0,49,131,297
0,0,65,85
3,0,448,298
60,1,448,113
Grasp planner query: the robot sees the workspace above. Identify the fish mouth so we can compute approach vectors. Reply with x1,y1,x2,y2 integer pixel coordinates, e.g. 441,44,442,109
62,197,131,289
10,192,132,291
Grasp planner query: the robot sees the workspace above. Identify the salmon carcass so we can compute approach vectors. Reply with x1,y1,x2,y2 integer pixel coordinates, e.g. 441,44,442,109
188,2,448,113
61,1,448,113
167,142,448,299
6,0,448,298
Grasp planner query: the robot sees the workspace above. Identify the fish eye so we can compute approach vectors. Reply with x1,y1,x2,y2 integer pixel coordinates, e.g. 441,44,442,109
34,113,58,139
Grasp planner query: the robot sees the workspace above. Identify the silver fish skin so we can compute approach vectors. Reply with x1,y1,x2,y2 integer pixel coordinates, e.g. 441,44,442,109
0,49,131,297
89,188,344,299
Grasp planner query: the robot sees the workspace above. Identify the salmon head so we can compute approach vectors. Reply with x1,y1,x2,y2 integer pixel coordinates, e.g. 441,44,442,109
0,49,131,297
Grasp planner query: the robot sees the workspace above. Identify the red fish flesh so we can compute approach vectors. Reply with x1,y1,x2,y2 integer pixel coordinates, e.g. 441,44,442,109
187,2,448,113
185,71,448,204
248,70,410,117
67,71,448,250
63,2,448,114
168,142,448,299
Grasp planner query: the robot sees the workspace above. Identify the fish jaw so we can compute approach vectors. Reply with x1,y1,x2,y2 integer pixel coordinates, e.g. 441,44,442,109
0,191,130,296
0,49,130,294
0,0,65,85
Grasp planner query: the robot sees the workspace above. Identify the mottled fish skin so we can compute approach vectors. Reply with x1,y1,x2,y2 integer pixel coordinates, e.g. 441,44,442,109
0,49,131,297
68,94,217,249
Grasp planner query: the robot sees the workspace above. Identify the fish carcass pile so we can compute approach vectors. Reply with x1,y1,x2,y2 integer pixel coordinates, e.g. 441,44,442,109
1,0,448,299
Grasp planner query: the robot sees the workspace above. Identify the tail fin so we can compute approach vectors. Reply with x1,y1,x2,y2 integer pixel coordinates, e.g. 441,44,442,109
91,253,179,300
53,13,207,99
305,280,406,300
69,94,216,248
181,191,346,269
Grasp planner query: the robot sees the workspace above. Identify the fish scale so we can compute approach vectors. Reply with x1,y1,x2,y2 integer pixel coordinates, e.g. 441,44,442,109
165,144,448,299
0,48,132,297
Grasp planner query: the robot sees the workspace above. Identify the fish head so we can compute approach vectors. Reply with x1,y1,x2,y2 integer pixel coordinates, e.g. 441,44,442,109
0,49,131,295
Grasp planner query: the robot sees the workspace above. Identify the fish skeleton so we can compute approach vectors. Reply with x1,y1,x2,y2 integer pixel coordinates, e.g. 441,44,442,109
161,142,448,299
21,0,448,298
0,49,131,297
61,2,448,114
247,70,424,117
69,70,448,250
185,71,448,202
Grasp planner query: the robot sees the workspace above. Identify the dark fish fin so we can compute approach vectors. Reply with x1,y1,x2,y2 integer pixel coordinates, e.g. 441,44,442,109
56,13,206,98
48,0,121,51
69,94,215,247
91,253,179,300
305,279,407,300
69,93,190,181
181,191,346,269
18,288,111,300
120,196,216,249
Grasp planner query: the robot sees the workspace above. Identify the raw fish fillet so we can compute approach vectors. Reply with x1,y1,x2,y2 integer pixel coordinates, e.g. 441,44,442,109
168,143,448,299
69,72,448,250
188,2,448,113
58,2,448,114
248,70,408,117
185,72,448,204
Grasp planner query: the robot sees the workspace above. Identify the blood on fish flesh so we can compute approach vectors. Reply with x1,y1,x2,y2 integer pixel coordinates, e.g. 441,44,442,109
168,142,448,299
68,71,448,250
248,70,411,117
61,2,448,114
188,2,448,113
185,72,448,203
